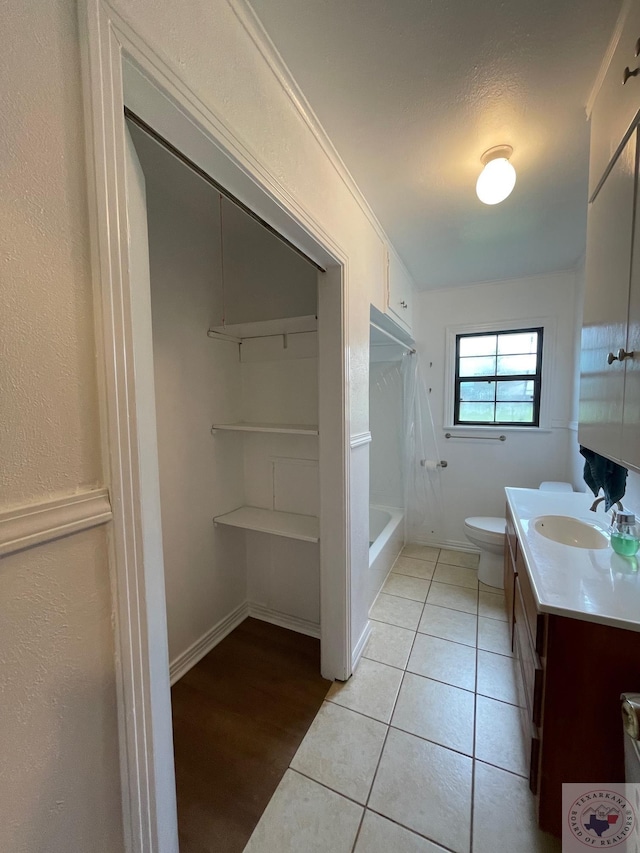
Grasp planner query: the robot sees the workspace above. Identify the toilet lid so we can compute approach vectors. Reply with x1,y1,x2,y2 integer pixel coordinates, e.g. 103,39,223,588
465,516,506,534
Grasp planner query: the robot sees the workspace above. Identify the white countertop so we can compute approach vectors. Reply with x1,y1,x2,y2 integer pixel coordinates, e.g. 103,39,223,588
505,487,640,633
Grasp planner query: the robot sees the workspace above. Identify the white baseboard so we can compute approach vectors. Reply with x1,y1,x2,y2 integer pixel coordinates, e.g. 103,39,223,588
248,602,321,638
351,620,372,671
409,536,480,554
169,601,249,685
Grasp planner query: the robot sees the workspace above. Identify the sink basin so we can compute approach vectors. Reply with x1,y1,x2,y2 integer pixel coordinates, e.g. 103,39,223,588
532,515,609,549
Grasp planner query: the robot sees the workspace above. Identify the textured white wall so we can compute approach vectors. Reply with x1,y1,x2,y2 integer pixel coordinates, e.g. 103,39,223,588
1,0,412,843
0,0,122,849
414,270,580,546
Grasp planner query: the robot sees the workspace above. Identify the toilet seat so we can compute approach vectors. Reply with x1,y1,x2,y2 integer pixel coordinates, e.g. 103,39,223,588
464,516,506,546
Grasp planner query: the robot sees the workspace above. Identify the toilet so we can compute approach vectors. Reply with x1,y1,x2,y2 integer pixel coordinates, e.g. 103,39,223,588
464,481,573,588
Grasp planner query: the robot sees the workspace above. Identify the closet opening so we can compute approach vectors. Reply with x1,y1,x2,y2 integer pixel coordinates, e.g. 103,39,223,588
125,110,343,850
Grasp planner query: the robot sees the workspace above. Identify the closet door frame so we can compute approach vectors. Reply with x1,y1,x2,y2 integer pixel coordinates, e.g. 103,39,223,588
79,3,351,852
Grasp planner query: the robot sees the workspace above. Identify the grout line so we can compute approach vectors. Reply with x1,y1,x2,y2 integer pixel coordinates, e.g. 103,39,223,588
469,578,480,852
364,806,462,853
387,722,474,761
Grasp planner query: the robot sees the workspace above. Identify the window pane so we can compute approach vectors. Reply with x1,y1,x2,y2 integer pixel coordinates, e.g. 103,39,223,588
497,331,538,355
459,402,495,422
459,335,497,357
460,381,495,402
497,354,537,375
496,379,534,402
495,402,534,423
459,355,496,377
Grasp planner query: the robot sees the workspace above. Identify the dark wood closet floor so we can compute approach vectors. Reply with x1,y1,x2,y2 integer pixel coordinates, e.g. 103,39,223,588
171,617,331,853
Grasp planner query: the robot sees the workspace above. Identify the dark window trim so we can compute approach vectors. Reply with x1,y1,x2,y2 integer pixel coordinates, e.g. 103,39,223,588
453,327,544,427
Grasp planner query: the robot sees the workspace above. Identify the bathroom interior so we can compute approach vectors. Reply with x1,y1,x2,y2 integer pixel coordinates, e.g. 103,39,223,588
126,7,640,850
8,1,640,852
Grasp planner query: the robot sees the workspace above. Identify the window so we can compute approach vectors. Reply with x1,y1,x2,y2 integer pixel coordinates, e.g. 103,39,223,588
454,327,543,426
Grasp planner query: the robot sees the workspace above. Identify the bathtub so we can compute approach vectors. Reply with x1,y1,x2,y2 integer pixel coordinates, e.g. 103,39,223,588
369,505,404,605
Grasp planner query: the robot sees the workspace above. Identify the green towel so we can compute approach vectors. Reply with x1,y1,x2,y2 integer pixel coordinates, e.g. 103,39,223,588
579,446,627,511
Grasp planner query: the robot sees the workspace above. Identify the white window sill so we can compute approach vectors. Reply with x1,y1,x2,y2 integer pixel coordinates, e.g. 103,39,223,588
443,426,553,435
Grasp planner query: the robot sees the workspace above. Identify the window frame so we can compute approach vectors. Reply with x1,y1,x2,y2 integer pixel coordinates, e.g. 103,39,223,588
453,327,544,427
443,317,555,432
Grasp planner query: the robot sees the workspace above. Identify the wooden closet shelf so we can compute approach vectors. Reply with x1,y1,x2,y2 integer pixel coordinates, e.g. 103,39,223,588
213,506,319,543
211,422,319,436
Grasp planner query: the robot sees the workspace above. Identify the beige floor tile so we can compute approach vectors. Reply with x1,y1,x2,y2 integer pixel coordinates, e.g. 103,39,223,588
392,673,475,756
426,582,478,615
364,621,415,669
393,556,436,580
402,543,440,562
291,702,387,803
480,580,504,593
326,657,403,723
437,549,480,569
355,810,448,852
478,591,508,622
473,762,561,853
383,574,431,602
477,616,513,657
475,695,527,776
432,563,478,589
418,604,477,647
244,769,363,853
477,650,519,705
370,593,424,630
407,633,476,692
369,728,472,853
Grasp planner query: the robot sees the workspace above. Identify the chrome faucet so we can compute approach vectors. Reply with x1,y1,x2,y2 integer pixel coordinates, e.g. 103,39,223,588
589,496,624,514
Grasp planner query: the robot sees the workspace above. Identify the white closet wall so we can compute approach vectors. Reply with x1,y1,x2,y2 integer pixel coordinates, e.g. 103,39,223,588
133,125,248,665
130,120,322,668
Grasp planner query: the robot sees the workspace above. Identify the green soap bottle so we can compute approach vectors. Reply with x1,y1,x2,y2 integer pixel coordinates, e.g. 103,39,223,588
610,511,640,557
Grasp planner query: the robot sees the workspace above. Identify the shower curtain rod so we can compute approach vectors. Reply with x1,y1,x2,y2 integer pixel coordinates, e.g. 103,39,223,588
370,321,416,354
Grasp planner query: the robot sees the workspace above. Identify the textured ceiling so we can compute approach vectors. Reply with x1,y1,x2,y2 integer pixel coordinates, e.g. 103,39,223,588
247,0,622,290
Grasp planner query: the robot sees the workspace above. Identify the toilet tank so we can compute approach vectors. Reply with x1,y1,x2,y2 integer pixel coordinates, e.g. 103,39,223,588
539,481,573,492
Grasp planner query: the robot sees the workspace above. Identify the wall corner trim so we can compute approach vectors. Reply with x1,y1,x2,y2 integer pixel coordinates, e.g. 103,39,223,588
350,431,373,448
351,620,372,671
0,488,112,558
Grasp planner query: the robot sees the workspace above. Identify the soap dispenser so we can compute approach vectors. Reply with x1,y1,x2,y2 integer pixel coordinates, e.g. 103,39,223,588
610,511,640,557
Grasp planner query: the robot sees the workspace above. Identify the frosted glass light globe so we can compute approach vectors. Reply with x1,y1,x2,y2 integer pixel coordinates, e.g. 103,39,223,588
476,157,517,205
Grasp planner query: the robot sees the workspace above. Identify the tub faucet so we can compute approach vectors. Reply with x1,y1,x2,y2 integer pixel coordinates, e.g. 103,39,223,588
589,496,624,513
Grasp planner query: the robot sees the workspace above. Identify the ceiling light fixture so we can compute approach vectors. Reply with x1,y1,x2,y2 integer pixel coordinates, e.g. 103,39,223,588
476,145,516,205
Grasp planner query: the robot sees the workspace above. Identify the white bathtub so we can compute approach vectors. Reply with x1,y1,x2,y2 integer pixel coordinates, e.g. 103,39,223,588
369,505,404,605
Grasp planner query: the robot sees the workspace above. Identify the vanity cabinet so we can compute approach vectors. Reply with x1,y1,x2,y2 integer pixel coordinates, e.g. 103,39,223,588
504,502,640,837
580,4,640,473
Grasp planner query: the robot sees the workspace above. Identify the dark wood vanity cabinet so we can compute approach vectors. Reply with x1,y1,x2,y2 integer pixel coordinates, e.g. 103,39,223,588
504,502,640,837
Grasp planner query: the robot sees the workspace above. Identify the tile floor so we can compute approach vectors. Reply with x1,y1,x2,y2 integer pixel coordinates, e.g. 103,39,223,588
243,545,562,853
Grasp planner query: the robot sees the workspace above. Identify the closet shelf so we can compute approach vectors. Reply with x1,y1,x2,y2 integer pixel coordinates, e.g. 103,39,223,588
208,314,317,341
211,421,319,436
213,506,319,543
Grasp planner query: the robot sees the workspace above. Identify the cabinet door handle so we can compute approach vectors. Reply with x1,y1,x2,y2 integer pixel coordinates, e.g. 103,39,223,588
623,66,640,85
608,348,635,364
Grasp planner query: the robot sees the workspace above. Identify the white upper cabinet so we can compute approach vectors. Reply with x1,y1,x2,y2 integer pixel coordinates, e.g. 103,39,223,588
589,1,640,198
581,1,640,472
386,246,414,333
